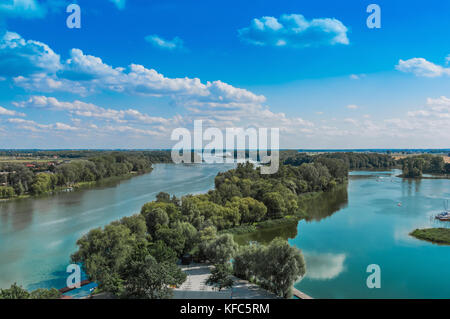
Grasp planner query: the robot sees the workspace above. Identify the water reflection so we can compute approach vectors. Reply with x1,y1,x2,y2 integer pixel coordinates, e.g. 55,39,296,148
301,185,348,222
302,251,346,280
234,186,348,245
235,222,298,245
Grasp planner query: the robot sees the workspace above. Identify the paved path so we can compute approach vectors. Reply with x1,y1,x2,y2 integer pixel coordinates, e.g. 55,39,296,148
172,263,280,299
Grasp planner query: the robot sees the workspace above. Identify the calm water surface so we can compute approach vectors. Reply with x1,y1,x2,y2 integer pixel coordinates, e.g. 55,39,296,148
238,170,450,298
0,163,234,290
1,166,449,298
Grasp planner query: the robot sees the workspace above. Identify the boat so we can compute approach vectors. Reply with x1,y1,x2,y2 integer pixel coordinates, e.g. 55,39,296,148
435,200,450,221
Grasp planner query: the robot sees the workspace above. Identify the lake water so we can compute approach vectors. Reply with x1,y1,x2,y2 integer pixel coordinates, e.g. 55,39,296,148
0,166,449,298
238,169,450,298
0,163,235,291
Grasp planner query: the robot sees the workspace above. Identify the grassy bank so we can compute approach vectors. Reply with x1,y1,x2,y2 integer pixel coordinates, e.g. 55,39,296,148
410,228,450,245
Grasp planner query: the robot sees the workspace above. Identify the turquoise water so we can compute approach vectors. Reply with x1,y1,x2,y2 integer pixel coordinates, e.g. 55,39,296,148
0,163,235,291
0,166,449,298
292,170,450,298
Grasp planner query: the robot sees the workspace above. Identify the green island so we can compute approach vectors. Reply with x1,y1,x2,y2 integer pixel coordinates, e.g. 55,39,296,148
410,228,450,245
65,152,396,299
396,154,450,178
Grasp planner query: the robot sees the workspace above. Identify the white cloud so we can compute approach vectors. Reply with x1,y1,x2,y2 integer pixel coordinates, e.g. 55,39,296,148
7,118,78,131
61,48,124,81
303,252,346,280
0,31,62,77
395,57,450,78
13,95,178,125
0,105,25,116
145,35,184,51
238,13,349,48
0,106,25,116
0,0,46,19
346,104,359,109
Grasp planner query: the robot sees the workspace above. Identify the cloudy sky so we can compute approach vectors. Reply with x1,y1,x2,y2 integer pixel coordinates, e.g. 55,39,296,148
0,0,449,149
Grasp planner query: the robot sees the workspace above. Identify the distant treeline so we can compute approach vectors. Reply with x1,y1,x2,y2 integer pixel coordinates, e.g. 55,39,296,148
0,151,172,198
281,151,396,170
399,154,450,178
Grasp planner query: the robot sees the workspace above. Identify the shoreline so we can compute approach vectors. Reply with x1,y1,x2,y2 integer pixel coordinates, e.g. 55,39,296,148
0,169,151,203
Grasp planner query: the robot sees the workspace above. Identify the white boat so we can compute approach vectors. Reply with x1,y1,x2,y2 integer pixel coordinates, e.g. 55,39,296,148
435,200,450,221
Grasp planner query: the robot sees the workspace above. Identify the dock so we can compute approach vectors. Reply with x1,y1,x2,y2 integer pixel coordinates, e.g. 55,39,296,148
292,287,313,299
59,279,92,294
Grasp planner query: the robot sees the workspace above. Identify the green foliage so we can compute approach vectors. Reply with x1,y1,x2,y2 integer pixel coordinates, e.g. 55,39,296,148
410,228,450,245
281,151,396,170
0,151,173,199
206,264,234,291
0,186,15,198
203,234,238,264
233,238,306,299
122,255,186,299
0,283,61,299
31,173,57,195
70,161,343,299
401,155,447,178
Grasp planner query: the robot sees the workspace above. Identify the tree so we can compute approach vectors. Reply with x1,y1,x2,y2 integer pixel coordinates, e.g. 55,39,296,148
123,255,186,299
71,224,138,293
155,226,186,256
206,264,234,291
262,192,286,219
156,192,171,203
229,197,267,224
0,283,61,299
233,238,306,299
142,207,169,237
174,221,198,254
0,283,30,299
258,238,306,298
30,288,61,299
204,234,238,264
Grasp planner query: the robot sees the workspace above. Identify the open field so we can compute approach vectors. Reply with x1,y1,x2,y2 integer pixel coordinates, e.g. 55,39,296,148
0,156,62,163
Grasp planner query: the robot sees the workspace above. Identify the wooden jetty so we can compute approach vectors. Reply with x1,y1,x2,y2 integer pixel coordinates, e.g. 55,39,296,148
292,287,313,299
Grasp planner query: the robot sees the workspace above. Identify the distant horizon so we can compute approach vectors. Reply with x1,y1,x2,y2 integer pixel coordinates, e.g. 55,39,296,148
0,148,448,152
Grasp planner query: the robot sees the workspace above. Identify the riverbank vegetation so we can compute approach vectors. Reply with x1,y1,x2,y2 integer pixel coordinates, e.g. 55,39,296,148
281,151,396,170
399,154,450,178
0,151,172,199
410,228,450,245
0,283,61,299
71,160,346,299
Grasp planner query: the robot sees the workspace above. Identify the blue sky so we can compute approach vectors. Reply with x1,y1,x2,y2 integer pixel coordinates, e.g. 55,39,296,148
0,0,449,149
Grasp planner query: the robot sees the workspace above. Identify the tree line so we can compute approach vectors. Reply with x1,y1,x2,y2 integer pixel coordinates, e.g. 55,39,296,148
400,154,450,178
281,151,397,170
0,151,173,198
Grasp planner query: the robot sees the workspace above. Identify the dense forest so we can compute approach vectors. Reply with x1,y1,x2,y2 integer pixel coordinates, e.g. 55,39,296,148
71,160,348,299
399,154,450,178
0,151,172,199
281,151,397,169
